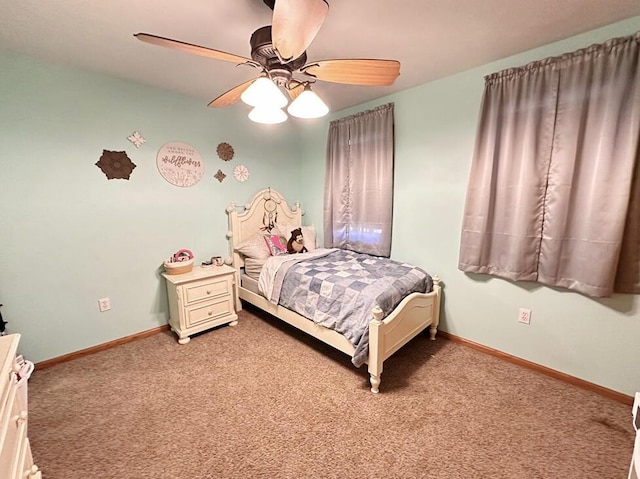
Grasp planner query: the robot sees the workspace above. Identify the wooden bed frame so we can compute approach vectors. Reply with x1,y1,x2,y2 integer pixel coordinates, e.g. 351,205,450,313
226,188,441,393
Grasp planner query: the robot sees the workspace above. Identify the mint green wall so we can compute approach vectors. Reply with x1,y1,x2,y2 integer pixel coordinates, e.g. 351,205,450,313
0,51,301,362
299,17,640,396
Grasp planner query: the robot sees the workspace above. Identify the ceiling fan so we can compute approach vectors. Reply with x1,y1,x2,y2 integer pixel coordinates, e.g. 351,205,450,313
134,0,400,123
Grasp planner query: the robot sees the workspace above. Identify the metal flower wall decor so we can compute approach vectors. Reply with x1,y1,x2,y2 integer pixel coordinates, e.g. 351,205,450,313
214,169,227,183
127,131,146,148
216,142,234,161
95,150,137,180
233,164,249,182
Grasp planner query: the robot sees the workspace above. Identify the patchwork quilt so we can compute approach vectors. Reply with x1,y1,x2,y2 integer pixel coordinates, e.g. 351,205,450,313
260,248,432,367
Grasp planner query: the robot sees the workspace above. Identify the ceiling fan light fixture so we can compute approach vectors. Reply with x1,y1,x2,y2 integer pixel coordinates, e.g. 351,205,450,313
248,106,288,124
241,77,288,109
287,85,329,119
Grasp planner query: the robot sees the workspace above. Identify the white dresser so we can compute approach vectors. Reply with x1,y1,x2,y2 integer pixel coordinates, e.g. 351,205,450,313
163,265,238,344
630,392,640,479
0,334,40,478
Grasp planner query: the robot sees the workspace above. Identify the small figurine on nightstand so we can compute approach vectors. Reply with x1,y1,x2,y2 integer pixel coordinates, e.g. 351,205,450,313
0,304,7,336
201,256,224,268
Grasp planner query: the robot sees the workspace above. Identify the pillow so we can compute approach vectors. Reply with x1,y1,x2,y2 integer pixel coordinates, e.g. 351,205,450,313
275,224,317,252
264,234,288,256
234,232,270,259
244,257,268,280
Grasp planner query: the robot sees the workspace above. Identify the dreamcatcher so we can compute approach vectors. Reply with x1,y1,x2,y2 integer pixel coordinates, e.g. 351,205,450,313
261,187,280,231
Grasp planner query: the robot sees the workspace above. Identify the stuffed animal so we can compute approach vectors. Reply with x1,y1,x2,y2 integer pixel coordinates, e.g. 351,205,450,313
287,228,308,254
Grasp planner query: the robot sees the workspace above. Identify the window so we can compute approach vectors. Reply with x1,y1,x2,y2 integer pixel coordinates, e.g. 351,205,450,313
459,33,640,297
324,103,394,257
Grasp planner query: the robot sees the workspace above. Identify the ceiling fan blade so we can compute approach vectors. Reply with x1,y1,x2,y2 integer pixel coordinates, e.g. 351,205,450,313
301,59,401,86
271,0,328,63
207,78,258,108
134,33,251,64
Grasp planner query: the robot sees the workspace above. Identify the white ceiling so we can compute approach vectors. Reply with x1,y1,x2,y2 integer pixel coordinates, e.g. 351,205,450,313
2,0,640,114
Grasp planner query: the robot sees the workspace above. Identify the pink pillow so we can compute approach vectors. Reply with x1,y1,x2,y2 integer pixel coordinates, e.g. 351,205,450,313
264,235,288,256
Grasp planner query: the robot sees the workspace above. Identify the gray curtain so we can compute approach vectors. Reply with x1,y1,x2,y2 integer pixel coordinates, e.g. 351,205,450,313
324,103,394,257
459,33,640,297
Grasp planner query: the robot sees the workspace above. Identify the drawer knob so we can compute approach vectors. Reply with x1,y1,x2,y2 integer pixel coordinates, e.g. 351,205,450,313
17,410,28,424
206,290,212,295
208,310,213,316
28,465,42,479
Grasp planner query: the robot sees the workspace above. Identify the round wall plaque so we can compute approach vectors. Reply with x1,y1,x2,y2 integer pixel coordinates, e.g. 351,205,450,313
156,141,205,187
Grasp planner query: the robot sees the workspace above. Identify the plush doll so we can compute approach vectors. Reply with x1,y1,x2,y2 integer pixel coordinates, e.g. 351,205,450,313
287,228,308,254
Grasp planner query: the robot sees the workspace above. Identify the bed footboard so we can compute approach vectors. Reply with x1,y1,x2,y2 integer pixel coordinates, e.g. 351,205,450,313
368,277,441,393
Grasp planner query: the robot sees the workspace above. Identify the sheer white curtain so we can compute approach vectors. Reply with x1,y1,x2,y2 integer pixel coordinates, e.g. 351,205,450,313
324,103,394,257
459,33,640,297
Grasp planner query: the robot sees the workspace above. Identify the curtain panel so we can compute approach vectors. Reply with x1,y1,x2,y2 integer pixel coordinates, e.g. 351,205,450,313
324,103,394,257
459,32,640,297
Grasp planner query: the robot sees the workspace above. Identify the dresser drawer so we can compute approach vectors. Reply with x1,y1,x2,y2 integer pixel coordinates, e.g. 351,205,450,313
0,377,18,453
0,390,27,479
183,275,232,305
0,371,17,427
185,296,235,328
13,436,38,479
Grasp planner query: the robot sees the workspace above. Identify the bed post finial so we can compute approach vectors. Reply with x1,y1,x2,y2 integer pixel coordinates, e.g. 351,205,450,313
371,306,383,325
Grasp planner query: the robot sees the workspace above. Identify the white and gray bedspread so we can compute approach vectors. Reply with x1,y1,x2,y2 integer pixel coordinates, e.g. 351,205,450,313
258,248,433,367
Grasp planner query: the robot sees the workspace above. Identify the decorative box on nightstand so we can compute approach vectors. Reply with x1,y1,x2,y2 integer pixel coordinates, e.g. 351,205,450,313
162,265,238,344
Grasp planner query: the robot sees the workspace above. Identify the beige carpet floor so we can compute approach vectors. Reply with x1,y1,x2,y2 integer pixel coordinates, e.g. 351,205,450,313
27,306,634,478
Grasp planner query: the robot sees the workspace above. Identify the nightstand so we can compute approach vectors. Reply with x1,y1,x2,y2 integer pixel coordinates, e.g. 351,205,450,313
162,265,238,344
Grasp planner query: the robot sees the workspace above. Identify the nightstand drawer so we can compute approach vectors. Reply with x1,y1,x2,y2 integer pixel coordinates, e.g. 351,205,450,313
183,276,231,304
185,297,234,328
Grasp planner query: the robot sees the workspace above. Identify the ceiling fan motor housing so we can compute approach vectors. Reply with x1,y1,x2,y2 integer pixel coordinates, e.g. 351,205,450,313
250,25,307,84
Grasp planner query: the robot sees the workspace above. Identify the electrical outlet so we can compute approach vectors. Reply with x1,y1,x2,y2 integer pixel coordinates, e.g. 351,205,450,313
98,298,111,312
518,308,531,324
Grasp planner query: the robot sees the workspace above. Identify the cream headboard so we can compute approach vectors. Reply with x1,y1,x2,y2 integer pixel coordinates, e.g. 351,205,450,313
226,188,303,268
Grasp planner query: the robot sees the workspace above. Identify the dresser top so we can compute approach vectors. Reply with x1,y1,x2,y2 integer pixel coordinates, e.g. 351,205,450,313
0,334,19,365
162,264,235,285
